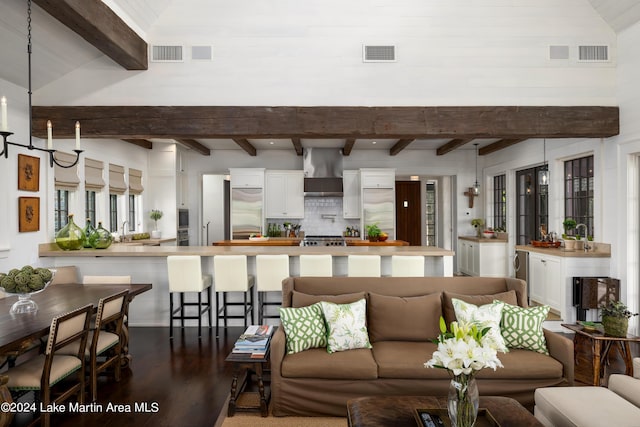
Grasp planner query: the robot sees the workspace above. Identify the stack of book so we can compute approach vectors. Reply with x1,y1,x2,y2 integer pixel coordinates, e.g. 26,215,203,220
232,325,274,357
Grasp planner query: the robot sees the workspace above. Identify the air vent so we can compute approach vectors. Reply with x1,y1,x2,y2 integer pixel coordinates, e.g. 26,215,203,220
363,45,396,62
578,45,609,62
549,45,569,60
191,45,212,61
151,45,184,62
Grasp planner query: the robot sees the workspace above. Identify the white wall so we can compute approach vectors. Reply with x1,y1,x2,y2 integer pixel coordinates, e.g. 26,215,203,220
35,0,616,107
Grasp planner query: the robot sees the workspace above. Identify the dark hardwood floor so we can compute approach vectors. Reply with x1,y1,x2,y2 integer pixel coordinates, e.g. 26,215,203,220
12,326,244,427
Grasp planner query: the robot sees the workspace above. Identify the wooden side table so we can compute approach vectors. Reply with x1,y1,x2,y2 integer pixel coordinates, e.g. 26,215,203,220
562,323,640,386
225,344,271,417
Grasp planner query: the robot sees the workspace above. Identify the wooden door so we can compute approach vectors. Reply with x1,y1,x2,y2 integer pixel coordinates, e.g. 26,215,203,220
395,181,422,245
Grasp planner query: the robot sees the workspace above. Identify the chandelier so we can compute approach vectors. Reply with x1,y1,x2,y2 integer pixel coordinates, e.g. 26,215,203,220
0,0,82,168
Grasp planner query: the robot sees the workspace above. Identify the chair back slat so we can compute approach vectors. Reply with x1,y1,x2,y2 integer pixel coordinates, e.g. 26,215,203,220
95,290,128,330
46,304,92,355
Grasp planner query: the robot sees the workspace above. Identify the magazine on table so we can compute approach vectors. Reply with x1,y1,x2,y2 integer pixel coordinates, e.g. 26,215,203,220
234,325,274,350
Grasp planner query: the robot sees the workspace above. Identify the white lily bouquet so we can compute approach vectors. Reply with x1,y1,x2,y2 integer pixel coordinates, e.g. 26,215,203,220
425,317,504,427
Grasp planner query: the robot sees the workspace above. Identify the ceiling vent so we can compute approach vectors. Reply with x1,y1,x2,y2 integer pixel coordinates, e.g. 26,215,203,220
191,45,212,61
578,45,609,62
363,45,396,62
549,45,569,60
151,45,184,62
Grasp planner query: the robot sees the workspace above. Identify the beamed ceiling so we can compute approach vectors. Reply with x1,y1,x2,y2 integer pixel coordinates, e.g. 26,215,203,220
2,1,626,157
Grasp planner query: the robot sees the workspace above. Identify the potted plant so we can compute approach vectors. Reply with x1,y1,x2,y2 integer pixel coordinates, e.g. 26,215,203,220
562,218,577,250
600,300,638,337
365,223,381,242
494,225,508,240
471,218,484,238
150,209,163,239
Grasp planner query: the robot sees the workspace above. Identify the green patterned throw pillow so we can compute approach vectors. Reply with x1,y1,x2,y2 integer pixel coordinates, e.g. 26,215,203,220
452,298,508,352
279,303,327,354
499,302,550,355
320,299,372,353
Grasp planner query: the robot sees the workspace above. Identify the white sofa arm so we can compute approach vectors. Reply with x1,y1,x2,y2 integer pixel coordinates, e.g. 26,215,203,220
609,373,640,409
633,358,640,379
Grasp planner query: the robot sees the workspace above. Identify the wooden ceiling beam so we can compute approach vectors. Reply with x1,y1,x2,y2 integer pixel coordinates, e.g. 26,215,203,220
232,138,257,156
33,0,147,70
389,138,415,156
122,139,153,149
436,138,474,156
31,106,619,140
479,138,528,155
176,139,210,156
291,138,303,155
342,139,356,156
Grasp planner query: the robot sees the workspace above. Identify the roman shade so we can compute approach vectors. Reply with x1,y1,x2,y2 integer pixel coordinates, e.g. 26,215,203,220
108,164,127,195
84,158,105,190
54,152,80,190
128,168,144,195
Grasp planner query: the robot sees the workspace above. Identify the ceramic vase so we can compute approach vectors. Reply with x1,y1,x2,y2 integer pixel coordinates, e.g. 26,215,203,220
448,374,479,427
602,315,628,337
55,214,85,251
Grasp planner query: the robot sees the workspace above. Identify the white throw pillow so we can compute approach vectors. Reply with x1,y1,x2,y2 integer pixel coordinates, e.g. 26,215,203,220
452,298,508,352
319,299,372,353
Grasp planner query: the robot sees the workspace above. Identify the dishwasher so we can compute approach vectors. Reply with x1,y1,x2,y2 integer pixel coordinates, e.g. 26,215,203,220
514,250,529,301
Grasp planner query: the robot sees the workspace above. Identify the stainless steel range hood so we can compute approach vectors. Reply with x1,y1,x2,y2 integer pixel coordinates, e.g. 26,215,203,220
303,148,343,196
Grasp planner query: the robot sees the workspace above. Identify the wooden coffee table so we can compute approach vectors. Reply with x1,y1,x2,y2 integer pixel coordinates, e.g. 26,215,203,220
347,395,543,427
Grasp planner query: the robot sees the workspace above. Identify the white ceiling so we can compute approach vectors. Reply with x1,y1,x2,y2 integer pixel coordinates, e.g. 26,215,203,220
587,0,640,32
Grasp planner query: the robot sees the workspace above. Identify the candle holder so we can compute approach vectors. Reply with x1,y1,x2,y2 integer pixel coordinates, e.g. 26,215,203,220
1,131,83,169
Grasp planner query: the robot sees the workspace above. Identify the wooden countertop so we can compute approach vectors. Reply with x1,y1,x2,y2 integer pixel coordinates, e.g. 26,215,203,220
515,244,611,258
346,239,409,246
459,236,508,243
39,243,454,257
213,238,301,246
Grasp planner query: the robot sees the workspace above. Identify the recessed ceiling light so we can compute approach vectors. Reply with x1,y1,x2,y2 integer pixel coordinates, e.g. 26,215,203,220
372,141,377,145
269,141,275,145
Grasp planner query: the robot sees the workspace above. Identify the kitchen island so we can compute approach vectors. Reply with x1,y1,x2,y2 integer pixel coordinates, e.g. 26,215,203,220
38,243,454,327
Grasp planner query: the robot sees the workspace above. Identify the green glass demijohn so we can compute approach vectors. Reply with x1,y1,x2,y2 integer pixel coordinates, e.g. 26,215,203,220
83,218,96,248
55,214,85,251
89,222,113,249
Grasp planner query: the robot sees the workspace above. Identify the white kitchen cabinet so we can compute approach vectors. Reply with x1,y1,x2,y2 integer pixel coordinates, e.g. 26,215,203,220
360,168,395,189
457,238,508,277
265,171,304,218
529,252,562,312
343,170,361,218
230,168,265,188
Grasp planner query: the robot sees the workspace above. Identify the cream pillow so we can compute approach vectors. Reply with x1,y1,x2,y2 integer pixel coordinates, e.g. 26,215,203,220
319,299,372,353
452,298,508,352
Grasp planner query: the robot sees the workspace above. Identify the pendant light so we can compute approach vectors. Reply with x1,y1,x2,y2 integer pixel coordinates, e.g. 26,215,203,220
472,143,480,196
539,139,549,185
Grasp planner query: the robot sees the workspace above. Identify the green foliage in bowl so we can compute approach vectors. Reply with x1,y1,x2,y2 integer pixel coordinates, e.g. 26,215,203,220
0,266,53,294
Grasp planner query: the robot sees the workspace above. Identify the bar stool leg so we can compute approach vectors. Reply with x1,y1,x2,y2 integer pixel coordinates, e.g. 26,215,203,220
207,287,212,330
169,293,174,339
197,292,202,338
180,293,185,330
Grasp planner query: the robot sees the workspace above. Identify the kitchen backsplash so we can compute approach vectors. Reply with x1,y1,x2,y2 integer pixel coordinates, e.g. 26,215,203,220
266,197,359,236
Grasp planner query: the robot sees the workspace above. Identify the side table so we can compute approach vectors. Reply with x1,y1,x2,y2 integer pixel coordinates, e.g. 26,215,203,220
225,343,271,417
562,323,640,386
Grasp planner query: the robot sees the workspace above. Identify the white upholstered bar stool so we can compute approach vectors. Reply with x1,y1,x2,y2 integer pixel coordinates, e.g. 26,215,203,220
299,254,333,277
167,255,213,339
391,255,425,277
256,255,290,324
213,255,255,335
347,255,381,277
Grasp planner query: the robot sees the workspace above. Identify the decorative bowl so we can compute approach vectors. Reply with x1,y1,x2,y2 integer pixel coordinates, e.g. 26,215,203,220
482,231,495,239
0,267,55,314
249,236,269,242
579,321,602,332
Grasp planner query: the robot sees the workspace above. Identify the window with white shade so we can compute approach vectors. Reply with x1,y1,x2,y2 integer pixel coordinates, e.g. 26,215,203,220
54,152,79,232
85,158,105,225
109,164,126,233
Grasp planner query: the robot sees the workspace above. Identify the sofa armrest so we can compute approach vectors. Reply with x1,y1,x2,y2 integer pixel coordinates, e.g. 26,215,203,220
634,358,640,379
609,374,640,408
544,328,574,385
271,325,286,377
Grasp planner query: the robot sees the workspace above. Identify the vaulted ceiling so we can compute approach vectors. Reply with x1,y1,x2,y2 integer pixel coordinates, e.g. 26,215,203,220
0,0,636,157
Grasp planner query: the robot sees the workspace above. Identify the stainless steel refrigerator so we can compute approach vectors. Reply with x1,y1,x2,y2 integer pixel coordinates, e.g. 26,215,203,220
362,188,395,239
231,187,263,239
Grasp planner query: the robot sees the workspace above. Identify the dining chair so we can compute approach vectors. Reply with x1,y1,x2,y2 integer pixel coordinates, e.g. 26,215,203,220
391,255,425,277
299,254,333,277
49,265,79,285
59,290,128,402
256,254,290,324
347,255,381,277
167,256,213,338
6,304,92,427
213,255,254,335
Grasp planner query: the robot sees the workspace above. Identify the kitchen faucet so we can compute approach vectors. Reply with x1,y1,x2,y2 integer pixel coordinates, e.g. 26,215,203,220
575,223,591,251
122,220,129,241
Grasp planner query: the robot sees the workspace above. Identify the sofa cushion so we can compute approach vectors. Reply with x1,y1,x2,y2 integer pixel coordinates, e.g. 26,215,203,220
443,290,518,325
320,299,372,353
281,347,378,380
373,341,449,379
367,292,442,342
292,290,367,308
500,303,549,355
452,298,508,352
279,303,327,354
475,348,563,379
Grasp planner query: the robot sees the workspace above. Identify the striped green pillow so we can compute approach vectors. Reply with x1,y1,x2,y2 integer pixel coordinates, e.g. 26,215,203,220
279,303,327,354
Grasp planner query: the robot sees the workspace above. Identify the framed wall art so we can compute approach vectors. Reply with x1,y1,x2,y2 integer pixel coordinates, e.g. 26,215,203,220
18,197,40,232
18,154,40,192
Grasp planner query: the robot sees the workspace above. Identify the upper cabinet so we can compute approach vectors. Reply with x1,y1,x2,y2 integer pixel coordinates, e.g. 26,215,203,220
360,169,395,189
265,170,304,218
343,170,361,218
230,168,265,188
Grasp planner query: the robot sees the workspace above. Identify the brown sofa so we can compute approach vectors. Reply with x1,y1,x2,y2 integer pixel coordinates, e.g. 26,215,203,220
271,276,574,417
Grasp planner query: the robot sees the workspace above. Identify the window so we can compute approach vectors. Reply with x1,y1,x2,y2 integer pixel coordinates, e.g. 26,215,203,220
425,181,437,246
54,190,69,232
128,195,136,232
493,174,506,230
85,190,96,225
109,194,118,233
564,155,594,238
516,166,548,245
